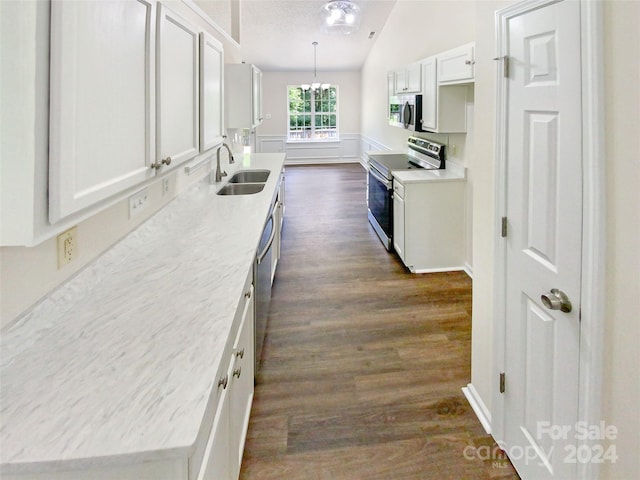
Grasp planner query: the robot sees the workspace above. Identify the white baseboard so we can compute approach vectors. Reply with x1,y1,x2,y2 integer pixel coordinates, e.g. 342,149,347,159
463,262,473,279
462,383,491,434
285,158,360,165
411,266,465,274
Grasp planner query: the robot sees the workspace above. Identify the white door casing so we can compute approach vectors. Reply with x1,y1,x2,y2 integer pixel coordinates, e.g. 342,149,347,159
493,1,606,480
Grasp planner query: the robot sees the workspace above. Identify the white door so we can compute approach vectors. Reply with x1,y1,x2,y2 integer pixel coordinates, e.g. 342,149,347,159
503,1,582,479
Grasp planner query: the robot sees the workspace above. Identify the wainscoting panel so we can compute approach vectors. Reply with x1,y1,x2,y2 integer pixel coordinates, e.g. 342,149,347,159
256,134,360,165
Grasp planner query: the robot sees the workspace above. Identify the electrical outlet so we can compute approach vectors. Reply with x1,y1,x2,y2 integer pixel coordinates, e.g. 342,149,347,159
162,177,170,196
129,187,150,218
57,226,77,269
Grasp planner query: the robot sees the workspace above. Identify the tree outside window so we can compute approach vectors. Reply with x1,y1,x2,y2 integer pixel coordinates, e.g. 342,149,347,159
288,85,338,141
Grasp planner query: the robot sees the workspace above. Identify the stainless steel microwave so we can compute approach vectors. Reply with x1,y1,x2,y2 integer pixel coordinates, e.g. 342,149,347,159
389,94,423,131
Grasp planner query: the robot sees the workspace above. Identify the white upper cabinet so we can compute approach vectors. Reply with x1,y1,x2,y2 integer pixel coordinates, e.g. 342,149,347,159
199,32,224,152
251,65,263,128
386,72,395,118
48,0,156,223
226,64,263,129
156,3,199,168
437,42,475,84
420,57,438,131
394,62,422,94
420,56,468,133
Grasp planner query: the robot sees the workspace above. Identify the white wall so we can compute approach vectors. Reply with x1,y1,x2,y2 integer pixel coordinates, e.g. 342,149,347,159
259,70,361,136
0,0,242,328
600,1,640,477
253,70,361,164
470,0,515,428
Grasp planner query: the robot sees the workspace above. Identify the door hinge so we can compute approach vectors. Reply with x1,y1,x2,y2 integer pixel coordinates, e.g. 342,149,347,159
499,372,506,394
501,217,508,238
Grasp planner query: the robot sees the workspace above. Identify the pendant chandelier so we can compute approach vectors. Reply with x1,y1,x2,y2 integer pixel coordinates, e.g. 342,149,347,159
301,42,330,91
320,0,361,35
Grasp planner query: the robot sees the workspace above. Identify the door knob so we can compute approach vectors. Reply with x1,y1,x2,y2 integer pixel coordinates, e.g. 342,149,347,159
541,289,572,313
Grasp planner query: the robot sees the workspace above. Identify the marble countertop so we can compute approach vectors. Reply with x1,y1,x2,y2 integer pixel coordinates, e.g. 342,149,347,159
0,153,285,475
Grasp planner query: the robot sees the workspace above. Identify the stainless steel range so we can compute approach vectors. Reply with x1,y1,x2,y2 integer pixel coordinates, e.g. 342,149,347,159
367,136,445,250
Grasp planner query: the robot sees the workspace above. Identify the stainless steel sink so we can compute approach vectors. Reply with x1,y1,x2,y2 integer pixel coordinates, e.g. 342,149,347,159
217,183,265,195
228,170,270,184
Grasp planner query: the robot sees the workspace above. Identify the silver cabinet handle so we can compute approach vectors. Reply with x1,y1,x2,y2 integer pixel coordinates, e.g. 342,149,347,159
541,289,572,313
465,60,475,65
235,347,244,359
244,290,251,299
151,156,172,170
233,366,242,379
217,374,228,389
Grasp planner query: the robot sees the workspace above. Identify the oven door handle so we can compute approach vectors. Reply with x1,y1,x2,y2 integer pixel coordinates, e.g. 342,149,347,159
369,166,392,190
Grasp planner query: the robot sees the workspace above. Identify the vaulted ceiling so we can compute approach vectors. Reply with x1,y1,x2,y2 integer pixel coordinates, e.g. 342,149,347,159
196,0,397,71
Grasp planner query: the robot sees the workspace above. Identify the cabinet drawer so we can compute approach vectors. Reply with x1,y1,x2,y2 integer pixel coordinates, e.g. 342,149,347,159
393,181,405,199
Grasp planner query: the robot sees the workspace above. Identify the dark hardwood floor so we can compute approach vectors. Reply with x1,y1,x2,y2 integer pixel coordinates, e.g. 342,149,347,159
240,164,518,479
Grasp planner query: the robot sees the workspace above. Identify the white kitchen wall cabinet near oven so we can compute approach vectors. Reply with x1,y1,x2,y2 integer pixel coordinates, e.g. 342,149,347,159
393,62,422,94
437,42,475,84
199,32,224,151
225,64,263,129
48,0,157,223
156,3,200,167
420,55,468,133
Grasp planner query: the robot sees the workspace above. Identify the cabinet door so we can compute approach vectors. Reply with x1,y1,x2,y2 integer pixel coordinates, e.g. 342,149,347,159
229,285,255,479
437,43,475,84
386,73,395,118
49,0,156,223
157,4,199,168
197,362,232,480
199,32,224,152
405,63,422,93
251,66,263,127
393,68,406,94
393,185,405,261
421,57,437,131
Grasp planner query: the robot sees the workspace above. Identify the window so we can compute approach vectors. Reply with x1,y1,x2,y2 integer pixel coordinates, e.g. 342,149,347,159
288,85,338,141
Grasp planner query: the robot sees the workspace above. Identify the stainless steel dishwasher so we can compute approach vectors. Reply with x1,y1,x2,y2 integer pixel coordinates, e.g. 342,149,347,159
254,201,276,372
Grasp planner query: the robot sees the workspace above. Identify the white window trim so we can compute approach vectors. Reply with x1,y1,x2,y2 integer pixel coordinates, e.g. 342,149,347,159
286,85,339,142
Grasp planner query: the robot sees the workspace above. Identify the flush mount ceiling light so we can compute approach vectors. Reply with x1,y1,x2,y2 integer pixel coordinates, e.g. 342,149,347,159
320,0,361,35
301,42,331,91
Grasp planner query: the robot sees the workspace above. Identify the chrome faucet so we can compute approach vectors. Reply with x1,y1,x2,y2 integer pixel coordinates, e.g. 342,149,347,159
212,143,235,183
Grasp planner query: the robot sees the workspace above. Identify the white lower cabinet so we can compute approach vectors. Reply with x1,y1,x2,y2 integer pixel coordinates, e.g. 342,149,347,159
393,178,465,273
194,274,255,480
4,272,255,480
392,182,406,260
271,171,285,283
